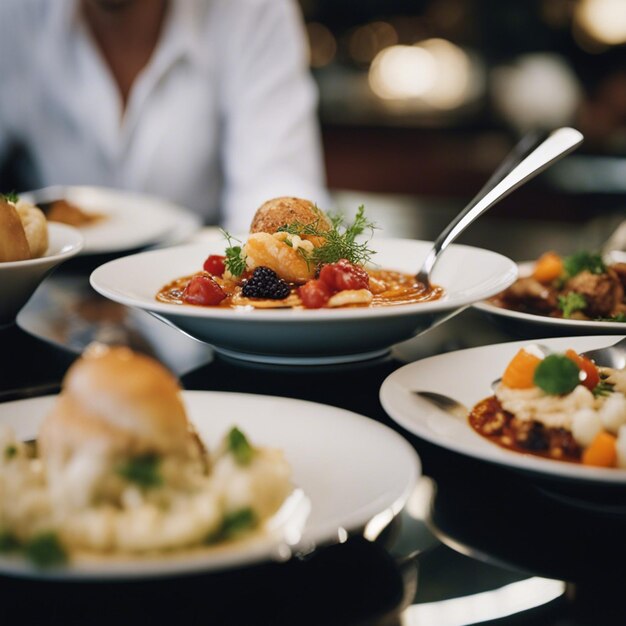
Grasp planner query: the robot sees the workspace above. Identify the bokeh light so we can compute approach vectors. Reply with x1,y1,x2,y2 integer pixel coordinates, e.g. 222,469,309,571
491,54,582,130
368,38,480,110
574,0,626,46
306,22,337,68
348,21,398,64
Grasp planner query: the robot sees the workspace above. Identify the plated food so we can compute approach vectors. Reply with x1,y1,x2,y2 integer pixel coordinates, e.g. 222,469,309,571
380,335,626,483
91,226,517,363
0,194,48,262
45,198,105,228
157,197,444,311
20,186,201,256
470,345,626,468
489,250,626,323
0,345,293,568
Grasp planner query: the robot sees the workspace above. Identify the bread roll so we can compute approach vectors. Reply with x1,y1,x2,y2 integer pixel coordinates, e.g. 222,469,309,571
0,198,31,261
16,202,48,258
250,197,331,235
39,345,195,462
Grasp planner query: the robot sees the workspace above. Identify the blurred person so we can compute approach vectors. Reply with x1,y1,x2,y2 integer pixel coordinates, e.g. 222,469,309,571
0,0,329,232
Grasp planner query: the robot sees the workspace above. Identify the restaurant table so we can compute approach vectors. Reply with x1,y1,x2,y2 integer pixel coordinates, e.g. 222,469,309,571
4,262,626,626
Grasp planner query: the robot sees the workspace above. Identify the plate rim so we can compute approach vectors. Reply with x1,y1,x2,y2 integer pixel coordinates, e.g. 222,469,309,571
0,390,420,580
89,237,519,322
379,334,626,484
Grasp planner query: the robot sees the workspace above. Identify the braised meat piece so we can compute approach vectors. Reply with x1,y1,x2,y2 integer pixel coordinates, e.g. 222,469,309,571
565,269,624,318
499,277,558,315
611,262,626,290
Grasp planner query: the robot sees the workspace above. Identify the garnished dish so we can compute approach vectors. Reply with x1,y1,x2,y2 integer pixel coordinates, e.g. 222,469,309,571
157,197,444,310
470,345,626,468
489,250,626,323
0,345,292,568
0,193,48,262
44,198,106,228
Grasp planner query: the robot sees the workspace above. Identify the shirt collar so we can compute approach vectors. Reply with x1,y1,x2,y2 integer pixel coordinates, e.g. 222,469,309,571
44,0,209,73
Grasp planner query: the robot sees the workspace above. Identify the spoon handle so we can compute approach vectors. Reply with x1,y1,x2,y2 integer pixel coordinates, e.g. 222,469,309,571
417,127,584,283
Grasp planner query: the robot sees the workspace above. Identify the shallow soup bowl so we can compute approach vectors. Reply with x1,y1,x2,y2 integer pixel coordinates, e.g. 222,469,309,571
90,237,517,364
0,223,83,327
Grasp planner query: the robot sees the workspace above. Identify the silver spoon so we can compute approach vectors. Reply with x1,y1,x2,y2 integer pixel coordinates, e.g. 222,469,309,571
416,127,584,288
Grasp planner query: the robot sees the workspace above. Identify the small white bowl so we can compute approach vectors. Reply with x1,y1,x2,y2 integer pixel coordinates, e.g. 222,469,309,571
90,237,517,364
0,223,84,326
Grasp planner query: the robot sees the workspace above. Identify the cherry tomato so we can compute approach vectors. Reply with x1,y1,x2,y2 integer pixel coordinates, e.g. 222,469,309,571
203,254,226,277
298,279,332,309
565,349,600,391
319,259,369,292
182,273,226,306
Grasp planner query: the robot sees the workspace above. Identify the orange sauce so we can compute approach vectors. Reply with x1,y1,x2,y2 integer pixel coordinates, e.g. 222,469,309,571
156,268,444,309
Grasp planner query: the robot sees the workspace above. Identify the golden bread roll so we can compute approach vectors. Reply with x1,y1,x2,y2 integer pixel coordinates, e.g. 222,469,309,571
0,198,31,261
249,196,331,235
16,202,49,258
39,345,194,462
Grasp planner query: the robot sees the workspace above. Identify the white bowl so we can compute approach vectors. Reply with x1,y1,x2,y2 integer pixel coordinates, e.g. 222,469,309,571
0,223,84,326
90,237,518,364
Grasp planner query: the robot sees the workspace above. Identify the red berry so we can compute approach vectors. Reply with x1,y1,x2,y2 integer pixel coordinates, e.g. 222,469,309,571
319,259,369,292
203,254,226,276
298,279,332,309
182,274,226,306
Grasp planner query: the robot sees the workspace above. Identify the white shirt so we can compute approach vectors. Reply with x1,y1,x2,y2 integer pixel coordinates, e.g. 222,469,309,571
0,0,329,232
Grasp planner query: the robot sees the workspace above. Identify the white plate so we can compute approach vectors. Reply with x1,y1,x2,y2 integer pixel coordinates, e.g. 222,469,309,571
380,335,626,484
89,238,517,364
0,223,83,327
474,261,626,335
21,186,201,255
0,391,419,580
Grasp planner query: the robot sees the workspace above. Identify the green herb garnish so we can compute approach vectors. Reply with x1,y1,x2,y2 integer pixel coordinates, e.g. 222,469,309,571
0,191,19,203
0,531,20,554
563,251,606,278
595,313,626,323
593,380,615,397
221,230,247,277
533,354,581,395
24,532,67,568
4,445,17,460
227,427,254,465
557,292,587,318
117,454,163,488
277,205,377,267
206,508,257,543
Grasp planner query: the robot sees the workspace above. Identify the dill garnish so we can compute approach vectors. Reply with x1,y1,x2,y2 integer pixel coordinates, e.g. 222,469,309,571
221,230,247,277
277,205,376,267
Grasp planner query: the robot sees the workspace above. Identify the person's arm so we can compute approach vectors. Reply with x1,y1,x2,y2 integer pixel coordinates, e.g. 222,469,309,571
218,0,329,232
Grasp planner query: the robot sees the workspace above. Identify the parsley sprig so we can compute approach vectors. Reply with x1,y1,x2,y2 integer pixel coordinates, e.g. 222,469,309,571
533,354,581,395
557,292,587,318
277,205,377,267
117,454,163,488
563,251,606,278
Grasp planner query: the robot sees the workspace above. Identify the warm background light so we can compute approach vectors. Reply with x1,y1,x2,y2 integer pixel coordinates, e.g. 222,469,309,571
574,0,626,45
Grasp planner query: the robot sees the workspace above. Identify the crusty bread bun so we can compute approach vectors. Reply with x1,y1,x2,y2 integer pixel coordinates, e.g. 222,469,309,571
0,198,31,262
39,345,195,462
16,202,48,258
249,197,331,235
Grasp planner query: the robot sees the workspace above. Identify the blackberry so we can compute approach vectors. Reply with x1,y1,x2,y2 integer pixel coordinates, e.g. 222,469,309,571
242,267,290,299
